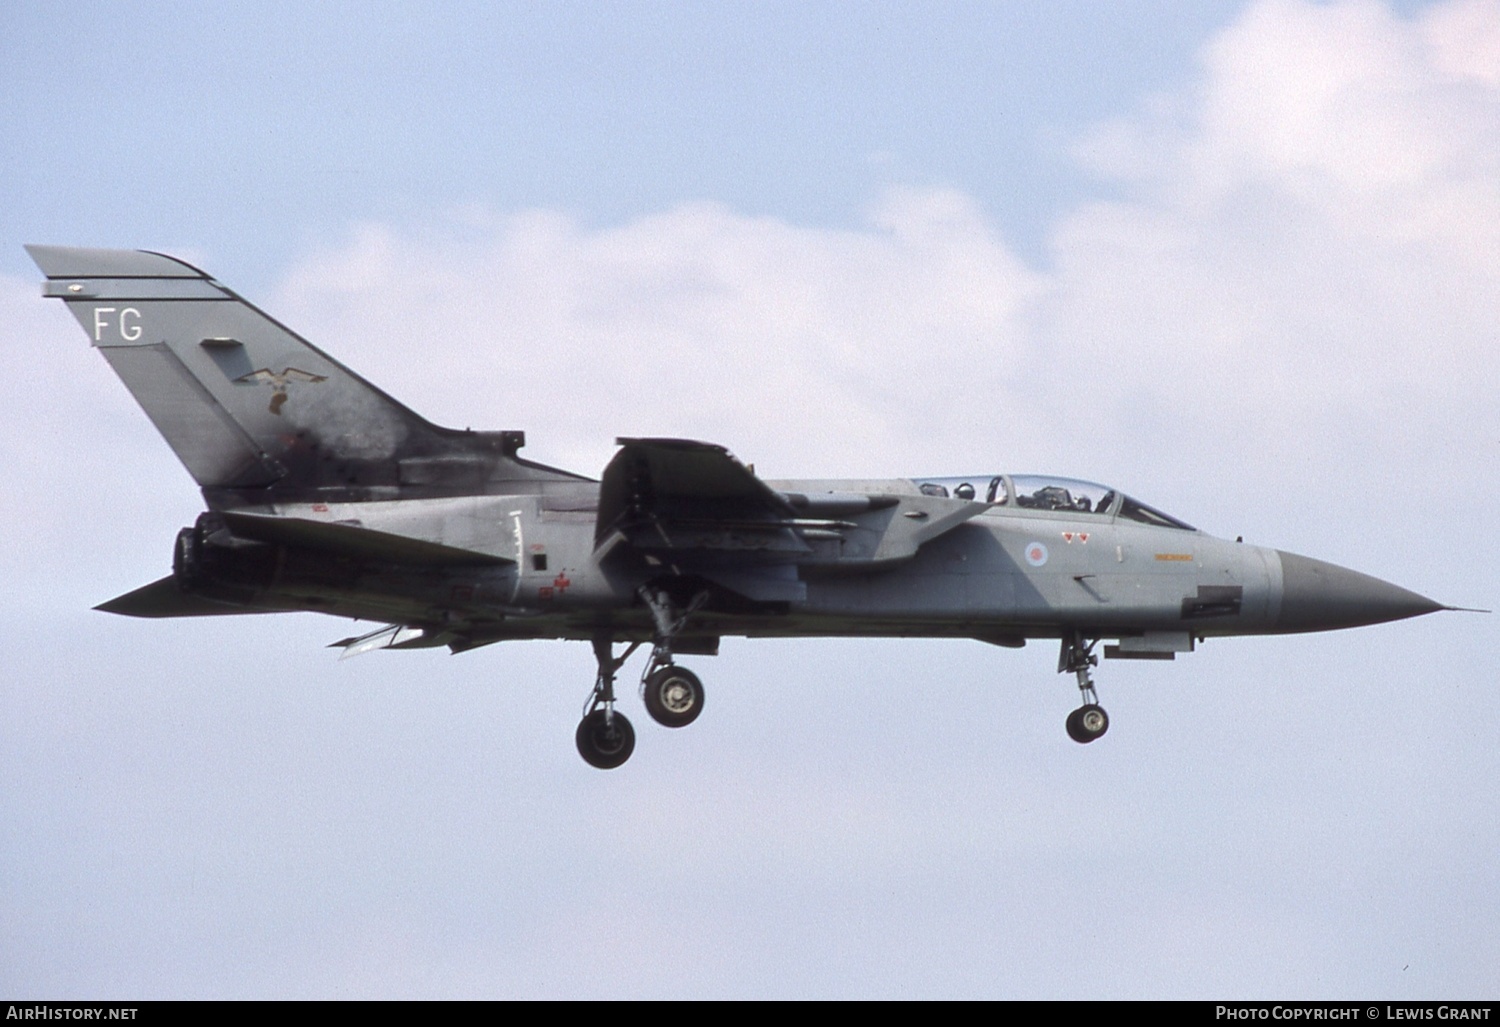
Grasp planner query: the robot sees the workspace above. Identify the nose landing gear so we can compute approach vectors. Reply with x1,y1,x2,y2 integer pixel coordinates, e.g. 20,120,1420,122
1060,631,1109,744
1065,703,1109,744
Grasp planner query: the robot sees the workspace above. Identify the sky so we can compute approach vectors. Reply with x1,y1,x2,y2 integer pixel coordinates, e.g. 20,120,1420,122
2,0,1498,1000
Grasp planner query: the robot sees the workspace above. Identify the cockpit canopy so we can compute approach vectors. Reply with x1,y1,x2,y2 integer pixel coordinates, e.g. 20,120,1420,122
912,474,1195,531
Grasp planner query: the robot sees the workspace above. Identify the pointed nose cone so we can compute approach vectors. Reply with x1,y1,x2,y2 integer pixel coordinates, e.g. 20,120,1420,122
1276,550,1445,633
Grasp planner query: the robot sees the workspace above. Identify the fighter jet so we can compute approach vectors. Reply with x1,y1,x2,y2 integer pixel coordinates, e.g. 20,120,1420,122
28,245,1456,768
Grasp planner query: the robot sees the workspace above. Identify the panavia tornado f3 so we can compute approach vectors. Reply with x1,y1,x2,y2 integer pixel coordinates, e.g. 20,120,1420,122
29,245,1457,768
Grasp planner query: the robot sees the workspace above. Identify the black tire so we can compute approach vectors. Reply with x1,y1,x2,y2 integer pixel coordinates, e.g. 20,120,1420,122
643,665,704,728
1065,707,1084,743
1066,704,1109,744
575,709,636,769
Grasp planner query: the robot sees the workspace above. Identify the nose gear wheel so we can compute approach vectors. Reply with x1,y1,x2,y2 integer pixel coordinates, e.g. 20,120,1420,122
1059,631,1110,744
1065,703,1109,744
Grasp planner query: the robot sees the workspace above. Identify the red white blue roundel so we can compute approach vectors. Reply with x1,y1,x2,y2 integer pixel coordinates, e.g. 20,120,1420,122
1024,541,1049,567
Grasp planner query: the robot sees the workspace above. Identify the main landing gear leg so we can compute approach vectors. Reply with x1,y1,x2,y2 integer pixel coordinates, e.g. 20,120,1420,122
1059,631,1110,744
575,635,640,770
637,586,708,729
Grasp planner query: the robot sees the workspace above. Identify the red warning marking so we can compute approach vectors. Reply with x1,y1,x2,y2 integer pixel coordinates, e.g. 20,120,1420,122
1063,532,1074,542
1079,532,1090,543
553,573,572,593
538,586,555,600
312,503,329,513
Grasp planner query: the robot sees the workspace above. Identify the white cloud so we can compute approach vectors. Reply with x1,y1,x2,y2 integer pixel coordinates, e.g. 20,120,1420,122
255,2,1498,546
1423,0,1500,86
270,188,1044,482
1057,0,1499,519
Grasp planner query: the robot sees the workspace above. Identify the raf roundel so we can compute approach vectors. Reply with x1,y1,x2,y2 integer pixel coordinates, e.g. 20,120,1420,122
1025,541,1049,567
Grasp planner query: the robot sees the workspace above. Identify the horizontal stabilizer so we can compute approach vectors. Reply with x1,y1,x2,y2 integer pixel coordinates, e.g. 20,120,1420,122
221,511,514,567
95,575,275,618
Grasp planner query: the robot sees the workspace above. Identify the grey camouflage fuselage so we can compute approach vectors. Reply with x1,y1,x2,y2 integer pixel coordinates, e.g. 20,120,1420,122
29,244,1448,765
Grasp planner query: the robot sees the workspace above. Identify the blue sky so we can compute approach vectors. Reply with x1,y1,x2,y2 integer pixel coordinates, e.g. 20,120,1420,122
2,1,1250,278
2,0,1497,999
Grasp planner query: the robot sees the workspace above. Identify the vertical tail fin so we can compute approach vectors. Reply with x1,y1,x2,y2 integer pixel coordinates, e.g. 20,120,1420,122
27,245,569,497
